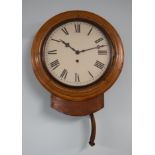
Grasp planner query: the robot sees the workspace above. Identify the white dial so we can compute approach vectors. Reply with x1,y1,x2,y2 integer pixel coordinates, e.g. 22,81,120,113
43,21,111,86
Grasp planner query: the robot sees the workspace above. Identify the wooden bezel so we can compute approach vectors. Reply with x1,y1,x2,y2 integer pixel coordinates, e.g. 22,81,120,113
31,10,124,101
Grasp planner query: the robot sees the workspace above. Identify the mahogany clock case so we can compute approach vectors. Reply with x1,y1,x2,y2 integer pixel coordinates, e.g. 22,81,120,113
31,10,124,102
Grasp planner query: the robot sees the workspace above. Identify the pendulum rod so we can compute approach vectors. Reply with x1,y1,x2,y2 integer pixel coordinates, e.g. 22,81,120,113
89,113,96,146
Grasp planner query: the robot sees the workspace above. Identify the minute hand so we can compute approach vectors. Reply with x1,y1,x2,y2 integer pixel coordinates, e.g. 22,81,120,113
80,45,107,53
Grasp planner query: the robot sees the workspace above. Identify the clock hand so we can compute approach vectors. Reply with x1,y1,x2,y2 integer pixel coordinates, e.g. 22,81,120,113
51,38,80,54
59,39,71,48
59,39,80,54
51,38,61,42
80,45,108,53
52,38,107,55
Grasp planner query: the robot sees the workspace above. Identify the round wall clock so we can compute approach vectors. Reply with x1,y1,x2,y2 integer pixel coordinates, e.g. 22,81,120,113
31,10,124,146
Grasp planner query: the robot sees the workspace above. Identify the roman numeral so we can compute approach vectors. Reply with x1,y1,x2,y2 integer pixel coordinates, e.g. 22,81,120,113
61,27,69,35
95,38,103,44
75,73,80,82
88,71,94,78
98,50,107,55
94,60,104,70
75,24,80,33
60,69,68,79
50,59,60,70
88,27,93,35
48,50,57,54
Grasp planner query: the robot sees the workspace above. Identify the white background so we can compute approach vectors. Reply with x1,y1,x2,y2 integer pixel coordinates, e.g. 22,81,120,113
0,0,155,155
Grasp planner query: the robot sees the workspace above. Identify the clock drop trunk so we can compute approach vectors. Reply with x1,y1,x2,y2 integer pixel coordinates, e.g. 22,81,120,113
51,94,104,116
51,94,104,146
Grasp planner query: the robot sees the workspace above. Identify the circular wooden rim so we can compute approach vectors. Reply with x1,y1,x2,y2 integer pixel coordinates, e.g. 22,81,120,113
31,10,124,101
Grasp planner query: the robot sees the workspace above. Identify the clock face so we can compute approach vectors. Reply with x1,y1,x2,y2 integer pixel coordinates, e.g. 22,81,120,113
42,20,112,87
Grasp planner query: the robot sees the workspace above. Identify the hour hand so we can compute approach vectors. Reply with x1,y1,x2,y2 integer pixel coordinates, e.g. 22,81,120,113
51,38,61,43
59,39,70,47
52,38,71,47
51,38,79,54
51,38,70,47
59,40,79,53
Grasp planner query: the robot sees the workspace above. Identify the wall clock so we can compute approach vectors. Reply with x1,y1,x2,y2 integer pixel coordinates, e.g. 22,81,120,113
31,10,124,146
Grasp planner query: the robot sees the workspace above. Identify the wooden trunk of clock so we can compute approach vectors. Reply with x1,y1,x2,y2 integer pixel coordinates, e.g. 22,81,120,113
51,94,104,116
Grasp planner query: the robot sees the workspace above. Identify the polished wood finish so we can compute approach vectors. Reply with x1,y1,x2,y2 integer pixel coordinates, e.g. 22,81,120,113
31,10,124,102
51,94,104,116
31,10,124,147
